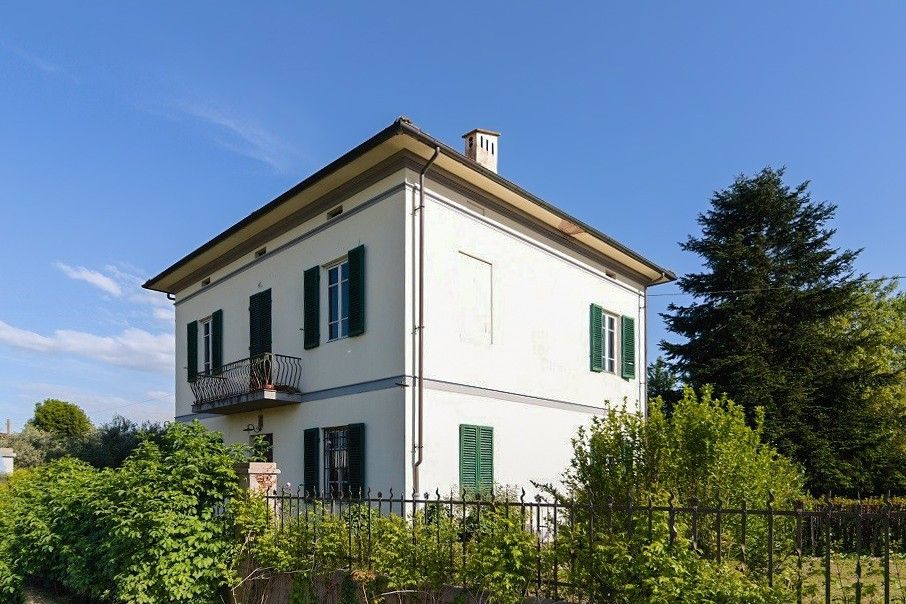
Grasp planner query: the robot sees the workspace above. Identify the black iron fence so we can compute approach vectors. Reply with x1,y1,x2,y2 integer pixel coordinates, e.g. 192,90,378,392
252,488,906,604
190,352,302,406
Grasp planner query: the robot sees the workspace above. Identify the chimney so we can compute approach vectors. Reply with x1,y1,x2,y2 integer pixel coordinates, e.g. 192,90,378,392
462,128,500,173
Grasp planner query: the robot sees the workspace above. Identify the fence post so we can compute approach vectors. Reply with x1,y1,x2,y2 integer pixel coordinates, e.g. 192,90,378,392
234,461,281,494
884,491,891,604
668,492,677,547
855,496,863,604
796,499,804,604
767,491,774,588
824,492,832,604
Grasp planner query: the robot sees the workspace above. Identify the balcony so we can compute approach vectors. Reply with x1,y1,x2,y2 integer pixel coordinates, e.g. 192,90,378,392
191,353,303,414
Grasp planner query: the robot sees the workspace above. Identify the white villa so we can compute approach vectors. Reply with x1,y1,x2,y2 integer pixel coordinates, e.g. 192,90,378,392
144,118,675,496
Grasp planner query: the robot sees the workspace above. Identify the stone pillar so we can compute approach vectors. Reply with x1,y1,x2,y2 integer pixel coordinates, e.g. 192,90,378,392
235,461,281,494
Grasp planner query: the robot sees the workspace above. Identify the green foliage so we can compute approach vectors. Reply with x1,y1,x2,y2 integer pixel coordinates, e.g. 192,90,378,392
0,420,248,603
459,503,535,604
647,356,682,409
662,167,903,493
0,424,68,469
0,415,165,471
31,399,92,439
75,415,165,469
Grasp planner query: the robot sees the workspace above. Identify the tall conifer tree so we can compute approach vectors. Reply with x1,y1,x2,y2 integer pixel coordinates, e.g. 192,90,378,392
662,168,896,492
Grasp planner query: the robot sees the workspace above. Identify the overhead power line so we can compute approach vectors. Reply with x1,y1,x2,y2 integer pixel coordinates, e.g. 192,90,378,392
648,275,905,298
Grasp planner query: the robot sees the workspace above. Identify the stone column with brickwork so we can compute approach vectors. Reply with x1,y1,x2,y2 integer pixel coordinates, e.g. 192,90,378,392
235,461,280,494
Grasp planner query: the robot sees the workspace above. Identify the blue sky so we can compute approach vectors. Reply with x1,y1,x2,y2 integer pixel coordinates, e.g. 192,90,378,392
1,3,904,430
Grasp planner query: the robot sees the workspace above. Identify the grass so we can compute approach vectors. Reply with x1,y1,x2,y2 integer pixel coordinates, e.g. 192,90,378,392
796,555,906,604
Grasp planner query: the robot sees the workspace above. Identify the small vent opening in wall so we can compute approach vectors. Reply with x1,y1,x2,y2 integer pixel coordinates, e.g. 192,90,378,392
201,277,211,287
255,247,267,258
326,205,343,220
605,270,616,279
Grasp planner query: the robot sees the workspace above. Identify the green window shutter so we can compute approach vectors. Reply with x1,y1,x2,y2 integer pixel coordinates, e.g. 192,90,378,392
589,304,604,372
249,289,272,357
211,309,223,373
478,426,494,490
621,315,636,380
459,425,479,491
303,267,320,349
346,423,366,497
186,321,198,382
348,244,366,337
303,427,320,495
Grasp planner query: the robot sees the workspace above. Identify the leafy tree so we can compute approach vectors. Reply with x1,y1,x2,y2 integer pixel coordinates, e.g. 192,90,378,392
31,399,92,439
76,415,165,469
827,280,906,492
647,356,681,409
661,167,899,492
0,421,249,603
0,424,68,469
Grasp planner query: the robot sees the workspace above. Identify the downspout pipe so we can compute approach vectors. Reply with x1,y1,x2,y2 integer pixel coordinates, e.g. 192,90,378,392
413,146,441,494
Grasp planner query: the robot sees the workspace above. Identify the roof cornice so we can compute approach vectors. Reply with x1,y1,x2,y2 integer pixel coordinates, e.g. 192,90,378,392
143,118,675,293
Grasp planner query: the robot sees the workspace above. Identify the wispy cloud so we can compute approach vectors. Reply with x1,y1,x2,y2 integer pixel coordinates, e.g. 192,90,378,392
1,42,80,84
17,383,174,425
0,320,174,374
164,100,300,172
54,262,173,322
55,262,123,296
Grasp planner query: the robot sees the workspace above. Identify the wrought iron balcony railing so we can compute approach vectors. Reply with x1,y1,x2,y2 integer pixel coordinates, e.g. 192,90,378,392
190,353,303,408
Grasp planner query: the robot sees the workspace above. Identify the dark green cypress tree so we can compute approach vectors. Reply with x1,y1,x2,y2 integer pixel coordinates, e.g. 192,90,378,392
661,167,894,493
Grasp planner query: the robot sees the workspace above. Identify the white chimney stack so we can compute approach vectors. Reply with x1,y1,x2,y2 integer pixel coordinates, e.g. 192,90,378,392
462,128,500,173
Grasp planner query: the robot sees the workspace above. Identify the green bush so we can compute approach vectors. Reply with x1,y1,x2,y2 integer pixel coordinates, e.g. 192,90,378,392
0,420,248,603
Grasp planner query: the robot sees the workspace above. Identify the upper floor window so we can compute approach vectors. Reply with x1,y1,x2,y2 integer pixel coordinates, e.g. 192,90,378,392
327,261,350,340
603,313,617,374
200,317,213,374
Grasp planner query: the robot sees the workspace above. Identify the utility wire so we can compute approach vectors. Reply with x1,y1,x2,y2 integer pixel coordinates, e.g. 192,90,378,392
648,275,905,298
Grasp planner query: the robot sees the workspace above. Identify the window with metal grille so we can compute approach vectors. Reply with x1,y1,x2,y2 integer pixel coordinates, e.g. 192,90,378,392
323,426,349,495
327,261,350,340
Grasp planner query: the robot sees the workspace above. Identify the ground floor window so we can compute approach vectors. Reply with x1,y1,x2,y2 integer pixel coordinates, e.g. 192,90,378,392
323,426,349,495
459,424,494,492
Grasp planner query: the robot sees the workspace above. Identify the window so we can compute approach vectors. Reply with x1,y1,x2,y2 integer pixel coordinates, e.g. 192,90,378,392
460,424,493,492
200,318,213,374
327,261,350,340
603,313,617,374
323,426,349,495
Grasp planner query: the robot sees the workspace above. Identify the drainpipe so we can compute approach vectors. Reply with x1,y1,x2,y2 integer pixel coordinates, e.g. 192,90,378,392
413,146,441,494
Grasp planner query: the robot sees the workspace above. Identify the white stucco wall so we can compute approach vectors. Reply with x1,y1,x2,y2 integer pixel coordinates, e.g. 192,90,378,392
167,162,654,495
405,171,648,493
196,388,405,492
174,173,408,417
0,449,14,476
172,172,409,489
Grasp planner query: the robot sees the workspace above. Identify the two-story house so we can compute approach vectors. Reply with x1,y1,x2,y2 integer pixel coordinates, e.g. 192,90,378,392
143,118,675,496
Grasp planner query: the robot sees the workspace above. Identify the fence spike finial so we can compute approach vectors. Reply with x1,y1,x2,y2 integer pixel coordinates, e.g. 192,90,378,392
520,488,526,504
435,488,441,500
388,487,394,500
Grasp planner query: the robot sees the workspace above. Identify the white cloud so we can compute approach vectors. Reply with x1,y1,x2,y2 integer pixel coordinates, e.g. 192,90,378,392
1,42,80,84
169,101,299,172
152,306,175,321
0,320,173,374
53,262,174,323
55,262,123,296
